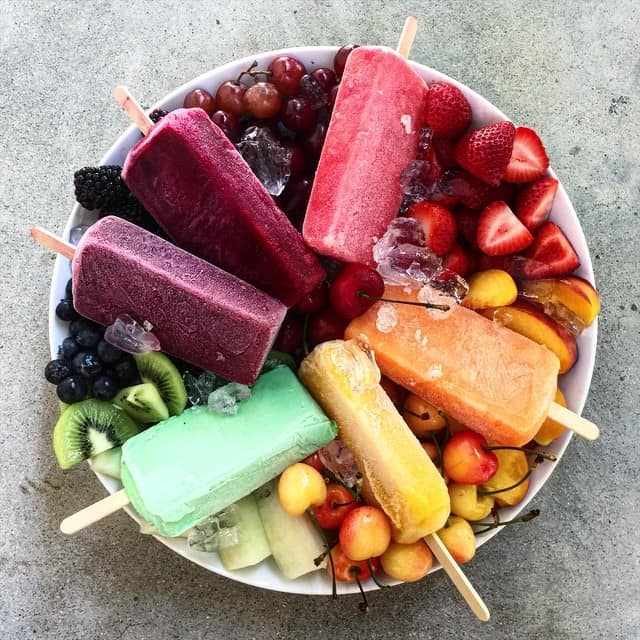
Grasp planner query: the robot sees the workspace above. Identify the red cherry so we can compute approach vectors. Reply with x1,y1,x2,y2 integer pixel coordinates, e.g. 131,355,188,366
302,451,325,472
327,544,379,583
329,263,384,319
443,430,499,484
314,483,357,529
292,283,328,314
307,308,349,346
273,314,303,352
334,44,359,78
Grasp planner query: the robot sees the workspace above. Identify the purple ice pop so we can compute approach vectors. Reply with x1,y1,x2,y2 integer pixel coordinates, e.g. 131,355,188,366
71,216,286,384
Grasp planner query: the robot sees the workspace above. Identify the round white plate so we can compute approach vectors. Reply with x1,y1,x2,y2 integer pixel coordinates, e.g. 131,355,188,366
49,46,597,595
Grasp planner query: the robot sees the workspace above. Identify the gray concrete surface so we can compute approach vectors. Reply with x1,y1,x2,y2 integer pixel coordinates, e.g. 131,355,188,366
1,1,639,638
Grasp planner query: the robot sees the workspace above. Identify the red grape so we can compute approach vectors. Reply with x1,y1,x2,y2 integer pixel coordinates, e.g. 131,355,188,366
310,67,337,91
328,85,339,111
280,96,315,133
183,89,216,116
334,44,359,77
268,55,307,95
215,81,247,116
244,82,282,119
211,110,239,140
288,143,306,177
303,121,327,158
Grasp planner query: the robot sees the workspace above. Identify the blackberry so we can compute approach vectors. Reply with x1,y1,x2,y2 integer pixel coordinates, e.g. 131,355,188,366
149,108,168,123
74,165,130,212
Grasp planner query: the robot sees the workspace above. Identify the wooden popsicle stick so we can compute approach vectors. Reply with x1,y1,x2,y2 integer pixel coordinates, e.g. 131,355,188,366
548,401,600,441
60,488,131,535
114,85,154,135
396,16,418,58
30,226,75,260
425,533,491,622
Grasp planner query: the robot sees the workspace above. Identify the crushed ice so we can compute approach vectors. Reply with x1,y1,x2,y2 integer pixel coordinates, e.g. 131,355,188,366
188,505,240,552
207,382,251,415
69,224,91,245
184,371,226,405
318,439,361,488
299,74,328,110
103,314,161,354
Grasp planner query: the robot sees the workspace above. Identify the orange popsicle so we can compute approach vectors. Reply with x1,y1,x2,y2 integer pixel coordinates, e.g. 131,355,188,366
345,286,560,446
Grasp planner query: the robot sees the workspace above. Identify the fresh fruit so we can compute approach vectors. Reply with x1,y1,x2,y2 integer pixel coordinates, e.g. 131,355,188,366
96,339,124,365
302,451,324,472
52,399,139,469
268,55,307,95
310,67,337,91
65,278,73,299
437,516,476,563
534,388,567,445
432,136,458,169
45,359,72,385
307,308,349,346
278,463,327,515
56,375,88,404
339,505,392,561
112,357,139,387
214,80,247,116
380,539,433,582
71,351,103,379
92,375,117,401
302,121,327,158
480,448,530,507
448,483,495,520
402,394,447,437
88,446,122,479
273,314,304,352
280,96,315,133
61,336,80,360
525,222,580,277
55,299,76,321
244,82,282,119
481,301,578,373
313,482,357,529
477,201,533,256
73,165,129,212
442,430,499,484
420,441,439,463
503,126,549,183
211,110,239,140
133,352,187,416
454,121,516,186
462,269,518,310
334,44,359,77
455,207,479,245
564,276,601,322
380,375,408,408
113,383,169,424
327,544,378,583
515,176,558,232
406,201,457,255
183,88,217,116
424,82,472,139
75,324,102,349
148,108,167,123
328,263,385,319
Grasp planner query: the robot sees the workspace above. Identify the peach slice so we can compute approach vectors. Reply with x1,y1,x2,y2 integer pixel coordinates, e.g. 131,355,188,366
534,387,567,445
480,449,529,507
462,269,518,310
480,300,578,373
563,276,600,323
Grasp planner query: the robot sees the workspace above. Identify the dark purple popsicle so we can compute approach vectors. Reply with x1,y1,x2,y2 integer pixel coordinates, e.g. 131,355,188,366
72,216,286,385
122,108,325,307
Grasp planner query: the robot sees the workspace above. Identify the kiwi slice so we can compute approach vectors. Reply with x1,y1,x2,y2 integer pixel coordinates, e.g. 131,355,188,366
133,352,187,416
53,399,139,469
114,383,169,424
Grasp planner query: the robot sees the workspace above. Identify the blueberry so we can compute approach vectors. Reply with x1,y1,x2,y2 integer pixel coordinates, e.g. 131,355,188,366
92,375,118,400
112,358,139,386
55,299,77,322
72,351,103,378
61,336,80,360
56,376,88,404
44,359,72,384
76,325,102,349
69,318,98,337
65,278,73,299
97,340,124,365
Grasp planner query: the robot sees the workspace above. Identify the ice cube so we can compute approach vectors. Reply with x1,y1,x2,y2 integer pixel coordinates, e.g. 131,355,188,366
318,439,361,488
103,314,161,354
543,301,586,336
184,371,225,405
207,382,251,415
236,126,293,196
376,303,398,333
299,74,328,110
69,224,91,245
188,505,240,552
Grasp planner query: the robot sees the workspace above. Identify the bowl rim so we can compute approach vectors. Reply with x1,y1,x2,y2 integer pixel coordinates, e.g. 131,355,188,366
49,45,597,596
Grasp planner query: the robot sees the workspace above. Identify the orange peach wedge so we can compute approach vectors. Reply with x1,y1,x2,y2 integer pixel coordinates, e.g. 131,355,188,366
480,300,578,373
463,269,518,310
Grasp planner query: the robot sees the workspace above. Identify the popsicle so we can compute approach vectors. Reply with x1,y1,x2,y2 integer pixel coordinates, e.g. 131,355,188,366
121,107,325,306
71,215,286,384
299,339,450,544
345,286,561,446
302,46,428,265
61,366,338,536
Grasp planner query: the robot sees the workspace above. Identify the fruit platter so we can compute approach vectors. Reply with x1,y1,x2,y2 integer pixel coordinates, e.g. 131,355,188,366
38,21,600,616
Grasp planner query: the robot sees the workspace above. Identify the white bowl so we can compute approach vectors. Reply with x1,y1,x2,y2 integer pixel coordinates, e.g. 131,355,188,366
49,46,597,595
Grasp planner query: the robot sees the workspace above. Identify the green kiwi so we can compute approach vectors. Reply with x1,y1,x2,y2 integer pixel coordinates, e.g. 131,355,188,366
53,399,139,469
89,447,122,480
113,383,170,424
133,352,187,416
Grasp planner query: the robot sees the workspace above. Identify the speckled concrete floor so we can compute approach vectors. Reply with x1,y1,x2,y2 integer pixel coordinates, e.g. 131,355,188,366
1,1,639,638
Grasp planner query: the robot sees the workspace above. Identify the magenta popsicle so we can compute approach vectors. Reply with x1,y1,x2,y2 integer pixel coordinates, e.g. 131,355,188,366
122,108,325,306
72,216,286,384
303,46,428,266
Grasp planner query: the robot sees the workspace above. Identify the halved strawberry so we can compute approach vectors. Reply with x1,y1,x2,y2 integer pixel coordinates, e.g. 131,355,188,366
525,221,580,276
515,176,558,232
406,201,457,255
455,206,479,247
425,82,472,139
503,127,549,183
477,201,534,256
455,121,516,186
478,254,555,280
442,243,472,276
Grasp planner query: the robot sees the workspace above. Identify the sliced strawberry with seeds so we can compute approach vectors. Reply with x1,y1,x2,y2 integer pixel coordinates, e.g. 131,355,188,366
442,243,472,276
515,176,559,232
406,201,457,255
425,82,472,139
504,127,549,183
477,201,534,256
525,221,580,277
455,121,516,186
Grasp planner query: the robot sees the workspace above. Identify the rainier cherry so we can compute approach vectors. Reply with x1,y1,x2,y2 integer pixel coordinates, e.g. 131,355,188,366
380,540,433,582
313,482,357,529
339,505,392,561
329,263,385,319
437,516,476,563
278,463,327,515
442,429,499,484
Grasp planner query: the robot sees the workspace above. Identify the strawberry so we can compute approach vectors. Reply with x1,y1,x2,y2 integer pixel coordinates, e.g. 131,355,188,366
477,201,534,256
525,221,580,277
515,176,558,232
477,254,555,280
406,201,457,255
442,171,491,209
425,82,472,139
442,243,472,276
455,121,516,186
503,127,549,183
432,137,459,169
455,206,479,247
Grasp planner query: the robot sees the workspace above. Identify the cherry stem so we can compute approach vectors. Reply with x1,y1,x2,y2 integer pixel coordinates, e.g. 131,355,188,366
357,291,450,312
237,60,272,82
302,314,310,356
307,507,337,599
428,430,443,470
366,558,390,589
350,567,369,612
471,509,540,534
404,409,433,421
331,500,355,509
485,445,557,462
477,455,546,497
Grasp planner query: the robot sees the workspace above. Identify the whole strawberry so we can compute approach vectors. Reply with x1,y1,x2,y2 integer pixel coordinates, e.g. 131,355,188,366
455,121,516,186
425,82,472,139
